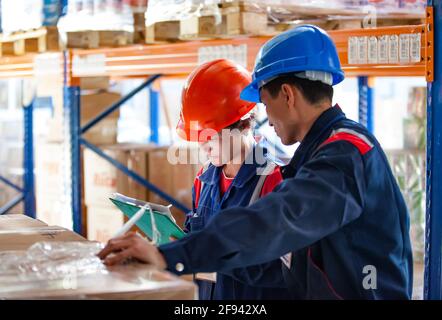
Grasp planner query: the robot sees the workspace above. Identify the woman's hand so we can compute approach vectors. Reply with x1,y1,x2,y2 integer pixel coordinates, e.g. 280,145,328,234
97,232,167,269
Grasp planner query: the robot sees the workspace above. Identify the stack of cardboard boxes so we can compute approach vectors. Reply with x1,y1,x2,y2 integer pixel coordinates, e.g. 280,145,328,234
0,214,87,251
35,142,70,227
146,0,268,43
0,214,197,300
35,74,121,230
84,144,200,243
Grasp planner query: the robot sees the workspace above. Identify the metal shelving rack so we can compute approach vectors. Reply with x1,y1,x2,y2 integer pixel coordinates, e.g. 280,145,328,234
0,1,440,299
0,100,36,217
0,54,48,217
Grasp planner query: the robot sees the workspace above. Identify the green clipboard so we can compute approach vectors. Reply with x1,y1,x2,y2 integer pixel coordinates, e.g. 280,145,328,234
109,193,186,245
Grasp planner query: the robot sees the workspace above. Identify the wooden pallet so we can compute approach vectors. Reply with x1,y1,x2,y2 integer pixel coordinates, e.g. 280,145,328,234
145,2,425,44
64,30,134,49
0,27,60,57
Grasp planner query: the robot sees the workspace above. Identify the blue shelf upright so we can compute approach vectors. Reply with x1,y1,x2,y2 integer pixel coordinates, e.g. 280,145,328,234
64,53,190,235
0,100,36,217
425,0,442,301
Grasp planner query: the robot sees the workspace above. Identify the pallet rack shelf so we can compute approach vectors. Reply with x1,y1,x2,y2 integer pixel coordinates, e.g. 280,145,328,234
0,2,440,299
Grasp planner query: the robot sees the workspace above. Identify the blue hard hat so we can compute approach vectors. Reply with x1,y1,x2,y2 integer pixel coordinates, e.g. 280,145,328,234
241,25,345,103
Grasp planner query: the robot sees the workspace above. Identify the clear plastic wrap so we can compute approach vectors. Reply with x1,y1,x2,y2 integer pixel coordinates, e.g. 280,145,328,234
1,0,43,34
145,0,425,33
146,0,222,26
0,0,63,35
58,0,134,33
0,241,106,282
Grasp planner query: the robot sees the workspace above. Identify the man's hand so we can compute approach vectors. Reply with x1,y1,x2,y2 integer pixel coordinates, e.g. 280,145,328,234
97,232,167,269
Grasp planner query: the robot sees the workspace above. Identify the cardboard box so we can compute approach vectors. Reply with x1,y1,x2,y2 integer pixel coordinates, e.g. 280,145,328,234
84,144,200,232
81,92,121,123
145,21,180,43
83,118,119,146
0,264,196,300
180,15,221,39
0,226,86,252
35,142,66,197
145,146,174,206
38,91,121,144
0,214,48,231
46,117,118,145
126,147,150,201
80,77,110,90
145,146,200,227
36,194,73,229
83,145,129,207
86,204,124,243
66,31,100,49
34,142,75,230
224,10,267,35
81,92,121,145
83,143,157,207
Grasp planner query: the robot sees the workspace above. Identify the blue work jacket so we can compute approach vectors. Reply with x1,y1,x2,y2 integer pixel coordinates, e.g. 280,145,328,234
187,145,290,300
160,105,413,300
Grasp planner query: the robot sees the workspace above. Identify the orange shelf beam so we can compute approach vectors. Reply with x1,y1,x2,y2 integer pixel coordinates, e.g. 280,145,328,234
0,55,35,78
0,8,433,81
69,20,432,81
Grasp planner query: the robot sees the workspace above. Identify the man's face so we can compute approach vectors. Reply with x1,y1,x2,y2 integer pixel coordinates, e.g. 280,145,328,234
260,87,298,145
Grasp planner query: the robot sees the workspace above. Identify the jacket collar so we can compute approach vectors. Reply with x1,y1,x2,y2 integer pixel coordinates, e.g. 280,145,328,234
198,144,269,188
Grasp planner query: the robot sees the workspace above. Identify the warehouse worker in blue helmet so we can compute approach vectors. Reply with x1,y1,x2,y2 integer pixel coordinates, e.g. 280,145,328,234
99,25,413,299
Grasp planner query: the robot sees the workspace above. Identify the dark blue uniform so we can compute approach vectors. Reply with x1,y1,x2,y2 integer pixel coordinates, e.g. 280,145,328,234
187,145,290,300
160,105,413,299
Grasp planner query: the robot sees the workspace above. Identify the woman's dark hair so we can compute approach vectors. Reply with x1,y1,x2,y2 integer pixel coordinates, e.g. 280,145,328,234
262,74,333,106
226,112,256,132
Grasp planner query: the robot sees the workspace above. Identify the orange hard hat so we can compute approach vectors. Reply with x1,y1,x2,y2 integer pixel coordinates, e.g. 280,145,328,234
176,59,256,142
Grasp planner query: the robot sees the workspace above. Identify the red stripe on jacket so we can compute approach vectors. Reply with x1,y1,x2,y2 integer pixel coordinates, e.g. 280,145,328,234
320,132,373,155
193,166,283,209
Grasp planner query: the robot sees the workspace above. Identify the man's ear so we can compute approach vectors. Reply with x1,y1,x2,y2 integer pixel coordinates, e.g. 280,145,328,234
281,83,296,109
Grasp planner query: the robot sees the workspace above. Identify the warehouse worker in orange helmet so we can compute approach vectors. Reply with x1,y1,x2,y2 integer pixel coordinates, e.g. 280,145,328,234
103,59,290,300
175,59,289,300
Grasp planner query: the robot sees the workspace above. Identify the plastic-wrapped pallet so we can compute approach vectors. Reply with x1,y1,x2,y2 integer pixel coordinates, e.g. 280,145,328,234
58,0,134,33
1,0,43,34
1,0,62,35
146,0,222,43
58,0,136,48
0,241,197,299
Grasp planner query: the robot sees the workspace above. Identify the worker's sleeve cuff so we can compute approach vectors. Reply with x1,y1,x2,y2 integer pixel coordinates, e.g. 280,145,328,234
158,241,193,276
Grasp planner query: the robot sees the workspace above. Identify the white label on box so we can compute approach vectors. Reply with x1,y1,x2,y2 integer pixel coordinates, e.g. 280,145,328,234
388,35,399,63
73,54,106,76
378,35,389,63
399,34,410,63
358,36,368,64
368,36,378,64
410,33,421,63
198,44,247,68
348,36,358,64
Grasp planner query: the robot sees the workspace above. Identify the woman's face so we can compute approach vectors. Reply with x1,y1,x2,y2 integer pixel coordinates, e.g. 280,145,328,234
199,129,245,167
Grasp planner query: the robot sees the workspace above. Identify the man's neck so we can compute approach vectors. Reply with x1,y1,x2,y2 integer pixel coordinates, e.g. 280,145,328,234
297,104,333,142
